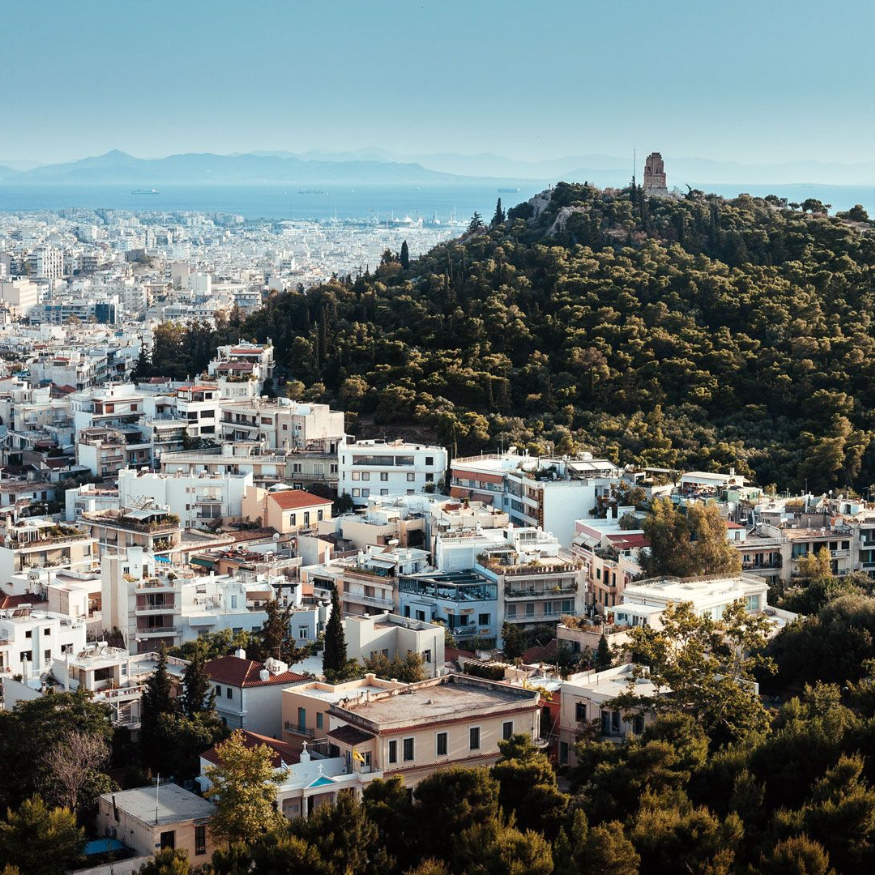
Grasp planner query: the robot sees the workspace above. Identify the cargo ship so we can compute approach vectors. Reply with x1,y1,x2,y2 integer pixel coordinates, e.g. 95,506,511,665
131,188,160,195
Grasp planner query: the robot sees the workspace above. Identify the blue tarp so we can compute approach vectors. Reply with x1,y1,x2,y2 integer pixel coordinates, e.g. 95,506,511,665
84,839,125,856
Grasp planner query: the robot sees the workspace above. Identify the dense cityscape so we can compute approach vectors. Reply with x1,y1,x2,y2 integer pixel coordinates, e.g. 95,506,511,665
4,2,875,874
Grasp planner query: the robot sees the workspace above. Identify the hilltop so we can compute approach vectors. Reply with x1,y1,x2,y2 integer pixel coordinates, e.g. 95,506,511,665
235,183,875,491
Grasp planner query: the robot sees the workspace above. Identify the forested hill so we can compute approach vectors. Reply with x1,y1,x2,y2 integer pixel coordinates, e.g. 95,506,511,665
166,183,875,493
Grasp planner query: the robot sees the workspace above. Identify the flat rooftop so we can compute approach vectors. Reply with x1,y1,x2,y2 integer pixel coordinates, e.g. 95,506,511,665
566,665,662,704
334,675,536,727
103,782,214,825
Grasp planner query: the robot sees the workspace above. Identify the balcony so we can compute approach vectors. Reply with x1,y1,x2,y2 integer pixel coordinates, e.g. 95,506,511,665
505,583,578,599
135,626,178,636
284,721,315,738
345,592,394,609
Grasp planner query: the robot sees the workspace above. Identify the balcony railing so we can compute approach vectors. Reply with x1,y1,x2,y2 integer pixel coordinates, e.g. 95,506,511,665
505,584,578,599
284,722,315,737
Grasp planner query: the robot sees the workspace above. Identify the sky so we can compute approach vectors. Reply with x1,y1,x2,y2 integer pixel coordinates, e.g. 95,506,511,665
3,0,874,166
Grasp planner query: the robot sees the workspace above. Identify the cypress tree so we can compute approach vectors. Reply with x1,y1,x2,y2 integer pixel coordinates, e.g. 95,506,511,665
322,588,348,681
180,644,215,718
492,198,505,226
400,240,410,270
140,644,178,768
595,634,612,671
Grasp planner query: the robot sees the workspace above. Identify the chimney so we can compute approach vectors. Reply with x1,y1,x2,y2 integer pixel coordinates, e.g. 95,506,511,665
234,648,246,660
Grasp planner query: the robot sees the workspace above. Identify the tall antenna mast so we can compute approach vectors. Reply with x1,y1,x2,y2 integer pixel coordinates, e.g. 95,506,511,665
632,145,637,188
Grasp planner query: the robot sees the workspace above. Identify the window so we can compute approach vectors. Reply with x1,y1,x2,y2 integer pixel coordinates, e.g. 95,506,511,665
502,721,514,740
436,732,448,756
525,603,535,617
559,741,569,765
575,702,587,722
381,489,389,496
352,488,361,497
298,707,306,729
352,471,360,481
478,613,489,626
506,604,516,618
361,472,370,481
316,712,323,730
407,473,416,482
388,740,398,763
425,473,434,482
289,514,297,527
226,688,232,699
403,737,415,761
215,685,222,697
423,649,432,663
160,831,175,850
362,489,370,498
380,472,389,481
469,727,480,750
25,630,31,639
195,825,206,856
425,456,434,465
561,599,573,613
298,627,308,639
44,649,51,661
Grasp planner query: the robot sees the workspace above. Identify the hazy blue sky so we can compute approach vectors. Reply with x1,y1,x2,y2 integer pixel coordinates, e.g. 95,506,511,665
4,0,873,164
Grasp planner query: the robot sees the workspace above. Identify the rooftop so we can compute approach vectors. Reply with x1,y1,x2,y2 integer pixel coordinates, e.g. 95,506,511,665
101,783,214,826
269,489,333,510
204,655,307,688
331,674,537,729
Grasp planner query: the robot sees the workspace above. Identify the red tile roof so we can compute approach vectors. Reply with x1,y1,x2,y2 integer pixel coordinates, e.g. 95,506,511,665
201,730,300,769
204,655,307,688
269,490,332,511
0,594,40,610
328,724,375,745
522,638,558,664
725,521,745,529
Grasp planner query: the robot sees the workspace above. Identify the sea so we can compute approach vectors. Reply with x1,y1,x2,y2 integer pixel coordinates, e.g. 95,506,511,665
0,181,873,222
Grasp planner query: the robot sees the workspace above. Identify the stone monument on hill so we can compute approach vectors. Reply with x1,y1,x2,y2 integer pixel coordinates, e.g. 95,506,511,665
643,152,669,197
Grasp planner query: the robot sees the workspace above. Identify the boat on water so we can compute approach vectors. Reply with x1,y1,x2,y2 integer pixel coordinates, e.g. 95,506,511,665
497,187,520,193
131,188,160,195
298,189,327,195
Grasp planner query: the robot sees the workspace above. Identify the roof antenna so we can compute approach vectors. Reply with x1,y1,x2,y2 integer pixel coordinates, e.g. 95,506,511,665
632,144,636,189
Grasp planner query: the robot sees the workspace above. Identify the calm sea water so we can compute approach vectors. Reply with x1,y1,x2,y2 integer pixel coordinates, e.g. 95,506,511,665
0,183,545,222
0,181,872,221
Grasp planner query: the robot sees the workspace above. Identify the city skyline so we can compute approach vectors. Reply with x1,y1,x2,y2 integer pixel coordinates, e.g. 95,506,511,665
4,0,874,168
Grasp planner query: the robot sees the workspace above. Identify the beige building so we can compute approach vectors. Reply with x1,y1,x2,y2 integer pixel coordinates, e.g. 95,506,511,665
558,664,662,767
243,486,332,533
345,612,445,677
97,783,215,862
281,674,408,752
325,674,541,786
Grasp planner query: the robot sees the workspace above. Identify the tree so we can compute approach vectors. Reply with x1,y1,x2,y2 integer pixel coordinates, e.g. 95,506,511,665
43,729,111,814
501,622,526,659
492,199,506,226
363,650,427,683
641,498,741,578
323,588,358,682
203,730,283,845
257,598,298,664
595,634,613,671
400,240,410,270
131,346,151,381
492,734,568,837
758,836,834,875
180,642,216,718
137,848,192,874
452,820,553,875
140,644,179,770
621,600,774,745
0,796,84,875
468,212,485,233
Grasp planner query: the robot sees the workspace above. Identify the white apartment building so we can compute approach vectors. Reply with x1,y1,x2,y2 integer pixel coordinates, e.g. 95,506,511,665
339,439,447,507
117,467,252,529
344,612,445,677
0,279,39,316
450,452,621,548
0,605,87,680
219,397,344,451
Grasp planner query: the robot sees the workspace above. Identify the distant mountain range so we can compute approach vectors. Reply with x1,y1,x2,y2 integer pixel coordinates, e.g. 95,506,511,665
0,150,478,187
2,148,875,189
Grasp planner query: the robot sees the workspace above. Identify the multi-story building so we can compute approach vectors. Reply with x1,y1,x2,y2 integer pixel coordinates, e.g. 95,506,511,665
324,674,541,786
118,467,252,529
0,517,97,581
0,604,86,680
399,570,500,643
83,506,182,558
558,663,662,766
475,527,585,635
344,612,445,677
242,486,332,534
339,439,447,506
219,397,344,451
450,452,621,548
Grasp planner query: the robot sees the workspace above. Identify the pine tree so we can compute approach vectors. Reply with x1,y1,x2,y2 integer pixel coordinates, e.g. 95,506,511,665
492,198,505,226
180,644,215,718
400,240,410,270
467,212,484,233
131,346,151,382
322,588,348,681
258,598,295,663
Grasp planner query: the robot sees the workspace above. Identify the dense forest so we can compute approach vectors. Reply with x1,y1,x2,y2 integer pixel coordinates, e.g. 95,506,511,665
142,183,875,493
